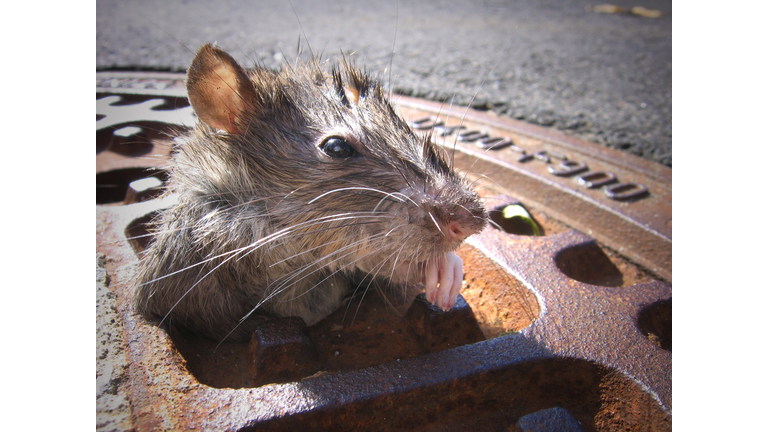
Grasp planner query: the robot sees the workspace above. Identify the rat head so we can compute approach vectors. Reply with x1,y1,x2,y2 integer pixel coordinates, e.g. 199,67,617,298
182,43,487,281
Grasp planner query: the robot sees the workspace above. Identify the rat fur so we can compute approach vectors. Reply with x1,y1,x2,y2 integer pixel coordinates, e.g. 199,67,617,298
133,43,488,342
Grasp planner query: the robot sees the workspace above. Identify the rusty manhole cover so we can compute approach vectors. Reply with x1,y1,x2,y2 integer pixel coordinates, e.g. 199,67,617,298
97,72,671,431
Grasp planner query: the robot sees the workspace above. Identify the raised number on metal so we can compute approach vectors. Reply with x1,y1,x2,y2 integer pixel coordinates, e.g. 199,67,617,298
577,171,617,188
548,160,588,176
605,183,649,200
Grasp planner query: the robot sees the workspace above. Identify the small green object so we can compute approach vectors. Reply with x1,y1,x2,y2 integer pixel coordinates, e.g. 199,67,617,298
502,204,540,236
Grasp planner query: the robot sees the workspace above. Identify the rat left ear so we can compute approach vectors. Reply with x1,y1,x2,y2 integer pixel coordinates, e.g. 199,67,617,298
185,43,257,134
344,85,360,105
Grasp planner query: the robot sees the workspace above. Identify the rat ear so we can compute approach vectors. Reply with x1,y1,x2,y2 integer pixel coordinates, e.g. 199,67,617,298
185,43,257,134
344,86,360,105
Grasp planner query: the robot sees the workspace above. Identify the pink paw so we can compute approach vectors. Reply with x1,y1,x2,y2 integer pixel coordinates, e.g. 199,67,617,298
423,252,464,311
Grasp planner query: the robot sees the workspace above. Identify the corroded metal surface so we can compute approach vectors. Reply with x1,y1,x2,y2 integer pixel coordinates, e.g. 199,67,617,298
96,72,671,431
249,317,322,387
397,97,671,283
405,293,486,353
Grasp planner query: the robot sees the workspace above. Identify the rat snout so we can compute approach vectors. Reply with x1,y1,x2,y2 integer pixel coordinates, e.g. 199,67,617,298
445,219,473,242
404,185,487,244
433,204,486,244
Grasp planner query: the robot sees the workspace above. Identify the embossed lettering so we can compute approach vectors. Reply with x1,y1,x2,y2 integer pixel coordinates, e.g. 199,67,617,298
547,160,589,176
576,171,617,188
457,130,490,142
605,183,649,201
411,116,444,130
434,125,466,137
477,137,513,150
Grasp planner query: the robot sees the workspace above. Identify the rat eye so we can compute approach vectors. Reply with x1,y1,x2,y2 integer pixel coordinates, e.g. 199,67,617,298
320,137,356,158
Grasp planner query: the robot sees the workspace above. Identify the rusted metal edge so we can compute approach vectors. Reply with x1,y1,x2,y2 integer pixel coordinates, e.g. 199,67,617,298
451,146,671,282
97,71,188,97
390,99,671,282
467,228,671,410
393,95,671,184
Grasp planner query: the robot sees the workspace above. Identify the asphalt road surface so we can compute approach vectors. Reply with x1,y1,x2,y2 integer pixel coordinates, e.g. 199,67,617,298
97,0,672,167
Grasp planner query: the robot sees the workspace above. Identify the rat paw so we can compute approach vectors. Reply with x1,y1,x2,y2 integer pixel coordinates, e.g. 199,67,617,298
423,252,464,311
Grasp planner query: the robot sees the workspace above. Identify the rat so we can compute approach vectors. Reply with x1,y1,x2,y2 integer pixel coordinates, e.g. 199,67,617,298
133,43,488,342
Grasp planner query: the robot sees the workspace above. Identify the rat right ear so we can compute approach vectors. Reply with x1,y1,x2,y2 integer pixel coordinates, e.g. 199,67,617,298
185,43,257,135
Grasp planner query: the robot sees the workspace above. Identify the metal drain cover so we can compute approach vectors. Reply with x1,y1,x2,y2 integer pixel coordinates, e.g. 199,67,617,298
96,72,671,431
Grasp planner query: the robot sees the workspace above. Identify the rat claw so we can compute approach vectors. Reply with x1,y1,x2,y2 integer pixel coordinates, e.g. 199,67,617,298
437,252,463,311
448,255,464,309
437,260,454,310
422,252,464,311
424,258,439,304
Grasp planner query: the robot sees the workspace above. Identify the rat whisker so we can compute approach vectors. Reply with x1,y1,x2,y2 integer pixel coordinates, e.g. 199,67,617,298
268,232,393,296
227,233,395,343
344,243,406,322
261,233,396,310
427,211,446,237
307,186,406,205
145,212,380,286
134,42,488,342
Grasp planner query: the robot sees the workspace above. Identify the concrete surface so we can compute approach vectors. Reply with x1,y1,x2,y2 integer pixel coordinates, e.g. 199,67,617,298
96,0,672,167
96,253,133,432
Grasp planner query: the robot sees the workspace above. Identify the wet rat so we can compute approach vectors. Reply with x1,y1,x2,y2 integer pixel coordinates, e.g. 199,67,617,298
134,43,488,342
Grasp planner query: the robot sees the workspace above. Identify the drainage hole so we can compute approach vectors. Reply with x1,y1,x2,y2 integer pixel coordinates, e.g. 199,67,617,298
637,299,671,352
96,168,167,204
554,242,624,287
125,211,157,254
489,202,543,236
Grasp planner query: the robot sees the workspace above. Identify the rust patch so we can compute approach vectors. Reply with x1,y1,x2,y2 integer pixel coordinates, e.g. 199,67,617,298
459,243,540,339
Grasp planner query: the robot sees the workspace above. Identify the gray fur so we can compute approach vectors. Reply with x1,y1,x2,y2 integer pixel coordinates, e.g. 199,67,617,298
134,45,487,342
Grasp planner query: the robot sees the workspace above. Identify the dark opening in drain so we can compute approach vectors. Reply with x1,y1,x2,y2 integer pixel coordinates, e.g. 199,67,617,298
96,128,112,154
99,121,177,157
637,299,671,352
96,93,190,110
489,202,543,236
554,242,624,287
125,211,156,254
96,168,167,204
239,357,670,431
108,125,155,156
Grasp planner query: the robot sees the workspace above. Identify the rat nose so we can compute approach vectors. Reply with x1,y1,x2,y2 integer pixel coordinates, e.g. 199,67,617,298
445,220,472,242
